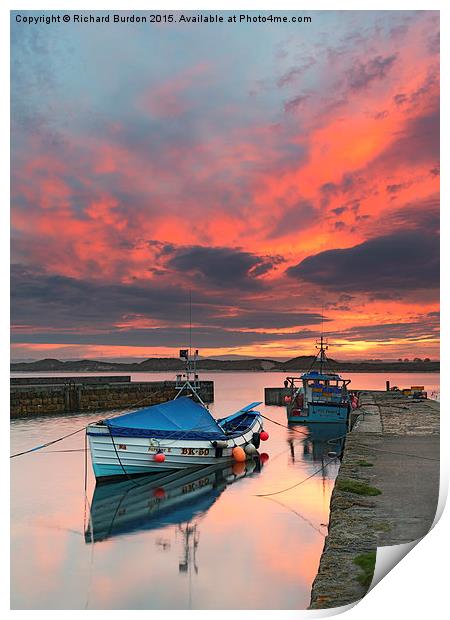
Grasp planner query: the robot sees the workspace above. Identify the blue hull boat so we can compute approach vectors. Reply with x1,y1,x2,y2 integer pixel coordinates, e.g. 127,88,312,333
288,401,350,424
284,337,354,425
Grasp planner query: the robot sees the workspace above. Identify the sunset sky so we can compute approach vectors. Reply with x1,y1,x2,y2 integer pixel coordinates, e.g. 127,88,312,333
11,10,439,361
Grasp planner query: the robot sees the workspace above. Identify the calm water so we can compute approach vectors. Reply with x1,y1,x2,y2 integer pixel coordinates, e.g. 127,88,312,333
10,372,439,609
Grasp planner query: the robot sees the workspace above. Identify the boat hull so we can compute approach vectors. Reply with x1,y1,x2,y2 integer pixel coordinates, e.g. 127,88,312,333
287,402,350,424
87,416,263,480
85,461,261,542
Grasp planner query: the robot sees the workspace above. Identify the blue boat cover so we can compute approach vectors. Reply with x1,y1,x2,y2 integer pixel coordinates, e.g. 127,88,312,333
105,397,228,440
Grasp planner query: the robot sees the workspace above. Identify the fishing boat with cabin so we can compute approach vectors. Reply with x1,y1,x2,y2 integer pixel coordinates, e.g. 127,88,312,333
284,337,357,424
87,349,268,481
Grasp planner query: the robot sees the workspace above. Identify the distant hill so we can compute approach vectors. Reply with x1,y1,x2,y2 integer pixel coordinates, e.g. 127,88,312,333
10,356,439,373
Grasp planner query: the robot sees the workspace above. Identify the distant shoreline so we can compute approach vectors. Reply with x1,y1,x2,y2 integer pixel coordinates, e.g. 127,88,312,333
10,355,439,375
10,368,440,375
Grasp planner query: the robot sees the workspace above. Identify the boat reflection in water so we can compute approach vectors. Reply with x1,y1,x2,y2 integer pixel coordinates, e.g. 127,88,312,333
84,458,264,546
288,422,347,466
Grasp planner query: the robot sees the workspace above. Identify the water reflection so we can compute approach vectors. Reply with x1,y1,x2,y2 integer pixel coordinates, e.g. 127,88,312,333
288,423,347,466
85,458,264,548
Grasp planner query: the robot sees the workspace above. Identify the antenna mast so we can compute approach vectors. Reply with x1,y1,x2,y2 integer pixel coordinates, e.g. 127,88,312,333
316,335,328,374
189,289,192,360
175,291,204,405
317,307,328,373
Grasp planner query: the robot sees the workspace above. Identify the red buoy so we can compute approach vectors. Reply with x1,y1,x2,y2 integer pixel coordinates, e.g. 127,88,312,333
154,451,165,463
153,487,166,499
260,430,269,441
260,453,269,464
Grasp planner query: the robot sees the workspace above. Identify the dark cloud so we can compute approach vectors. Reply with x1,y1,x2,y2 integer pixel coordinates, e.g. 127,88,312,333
331,206,347,216
374,110,388,120
284,94,310,113
268,199,319,238
11,264,326,344
333,315,439,343
427,30,440,55
320,174,364,207
394,93,408,106
166,246,283,288
386,182,409,194
367,196,439,237
287,230,439,292
11,264,199,329
347,54,397,91
10,325,316,348
320,173,359,196
407,69,439,109
320,182,338,194
277,69,303,88
277,58,316,87
375,106,439,168
222,311,326,330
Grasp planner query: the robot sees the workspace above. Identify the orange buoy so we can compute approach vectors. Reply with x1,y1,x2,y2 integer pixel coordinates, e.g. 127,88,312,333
232,446,246,462
154,451,165,463
232,461,246,476
260,430,269,441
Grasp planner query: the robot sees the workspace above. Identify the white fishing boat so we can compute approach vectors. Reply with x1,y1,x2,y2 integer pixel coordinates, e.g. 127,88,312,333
87,349,268,481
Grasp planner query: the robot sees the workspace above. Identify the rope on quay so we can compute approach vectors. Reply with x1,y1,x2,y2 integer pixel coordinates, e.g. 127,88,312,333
350,440,440,462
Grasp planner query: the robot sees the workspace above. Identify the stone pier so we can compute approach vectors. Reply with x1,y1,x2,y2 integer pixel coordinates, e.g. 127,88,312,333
10,376,214,418
309,391,440,609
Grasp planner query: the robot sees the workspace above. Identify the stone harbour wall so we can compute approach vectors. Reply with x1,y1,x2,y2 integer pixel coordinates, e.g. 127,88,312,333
10,380,214,418
309,391,440,609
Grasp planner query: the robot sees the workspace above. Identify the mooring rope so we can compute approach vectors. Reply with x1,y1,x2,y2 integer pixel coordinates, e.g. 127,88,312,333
261,495,327,537
106,424,136,481
254,456,339,497
10,426,87,458
259,413,308,436
38,448,87,454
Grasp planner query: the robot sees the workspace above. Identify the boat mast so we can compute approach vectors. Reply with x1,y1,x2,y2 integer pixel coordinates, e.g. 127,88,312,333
316,308,328,374
316,335,328,374
174,292,206,405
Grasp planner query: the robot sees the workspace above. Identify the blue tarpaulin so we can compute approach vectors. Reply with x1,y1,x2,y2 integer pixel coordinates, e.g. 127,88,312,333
105,397,227,440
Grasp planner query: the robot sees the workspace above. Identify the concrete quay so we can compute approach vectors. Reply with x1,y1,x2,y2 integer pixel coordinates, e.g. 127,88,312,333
309,391,440,609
